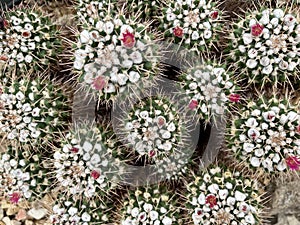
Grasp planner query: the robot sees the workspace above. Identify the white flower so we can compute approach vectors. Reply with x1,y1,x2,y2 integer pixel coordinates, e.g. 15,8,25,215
149,211,158,220
250,157,261,167
32,107,40,117
273,9,284,18
243,143,254,153
104,83,116,93
82,141,93,152
248,49,258,58
191,31,200,40
255,148,264,157
162,217,172,225
198,193,206,204
138,212,146,221
262,65,273,75
140,111,149,119
242,33,253,45
25,55,33,63
227,197,236,206
245,214,256,224
167,122,176,132
260,57,270,67
246,59,257,69
277,160,286,171
130,51,143,64
68,207,78,216
128,71,140,83
235,190,247,202
287,111,298,122
74,59,85,70
117,73,128,86
262,111,276,122
81,212,91,222
279,60,288,70
203,30,212,39
143,203,153,212
207,184,219,194
16,91,25,101
279,114,288,124
247,128,260,140
245,118,258,127
218,189,229,200
103,21,114,34
131,207,139,217
80,30,90,43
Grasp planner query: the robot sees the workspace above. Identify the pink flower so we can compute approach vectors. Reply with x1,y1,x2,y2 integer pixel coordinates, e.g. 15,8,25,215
9,192,21,204
149,150,156,157
173,26,184,38
121,29,135,48
210,11,219,20
91,170,100,179
189,100,198,110
71,147,79,153
93,76,107,91
229,94,240,103
286,156,300,170
0,55,8,61
251,23,264,37
205,194,217,208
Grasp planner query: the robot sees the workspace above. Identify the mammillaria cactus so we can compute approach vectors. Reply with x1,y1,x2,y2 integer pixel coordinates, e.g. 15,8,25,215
0,144,51,204
227,8,300,88
227,96,300,173
185,165,264,224
158,0,222,55
120,186,181,225
73,13,160,101
0,77,70,145
0,8,61,72
50,195,114,224
52,122,122,199
178,62,239,123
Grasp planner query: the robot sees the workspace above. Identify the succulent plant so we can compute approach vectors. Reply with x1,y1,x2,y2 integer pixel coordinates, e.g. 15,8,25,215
178,61,239,123
120,186,181,225
50,195,114,224
226,96,300,173
119,95,185,163
0,77,70,145
157,0,222,55
184,165,264,225
0,8,61,73
73,13,160,101
52,122,123,200
0,144,51,204
227,8,300,89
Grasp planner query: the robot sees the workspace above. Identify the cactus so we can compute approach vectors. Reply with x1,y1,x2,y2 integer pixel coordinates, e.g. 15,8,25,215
184,165,264,224
178,61,239,123
0,8,61,73
51,122,123,200
226,96,300,173
227,7,300,89
72,13,160,102
157,0,222,56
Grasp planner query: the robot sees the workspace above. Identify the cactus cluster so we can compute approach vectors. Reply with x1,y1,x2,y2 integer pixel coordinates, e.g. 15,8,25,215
52,123,122,199
185,165,263,225
227,97,300,173
179,62,239,122
227,8,300,88
158,0,222,55
73,13,159,101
